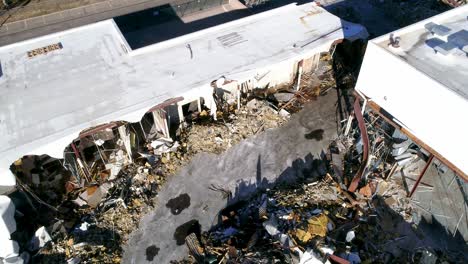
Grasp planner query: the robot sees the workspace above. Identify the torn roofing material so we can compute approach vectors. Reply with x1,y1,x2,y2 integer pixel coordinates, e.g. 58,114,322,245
355,5,468,178
0,2,368,193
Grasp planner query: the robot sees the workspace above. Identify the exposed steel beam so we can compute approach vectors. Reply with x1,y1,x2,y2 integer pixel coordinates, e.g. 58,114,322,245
147,96,184,113
78,122,118,139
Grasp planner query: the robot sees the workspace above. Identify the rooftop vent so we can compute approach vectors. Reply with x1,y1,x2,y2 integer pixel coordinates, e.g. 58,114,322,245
217,32,247,48
425,22,467,56
434,41,457,55
424,22,452,37
447,29,468,49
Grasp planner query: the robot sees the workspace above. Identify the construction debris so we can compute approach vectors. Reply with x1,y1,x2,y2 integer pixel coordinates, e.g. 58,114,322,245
172,98,464,263
183,101,288,156
3,34,466,263
3,51,338,264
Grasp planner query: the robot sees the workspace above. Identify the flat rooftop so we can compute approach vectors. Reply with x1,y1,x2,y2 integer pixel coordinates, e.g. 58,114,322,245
0,2,367,192
375,6,468,100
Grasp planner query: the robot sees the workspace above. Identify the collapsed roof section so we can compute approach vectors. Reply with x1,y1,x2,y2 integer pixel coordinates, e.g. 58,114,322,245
355,5,468,179
0,2,368,194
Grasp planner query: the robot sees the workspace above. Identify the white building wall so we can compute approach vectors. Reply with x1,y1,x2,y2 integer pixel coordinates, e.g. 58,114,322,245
355,42,468,176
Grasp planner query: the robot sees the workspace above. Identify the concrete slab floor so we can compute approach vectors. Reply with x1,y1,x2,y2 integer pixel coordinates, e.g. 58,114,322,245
395,158,468,259
123,90,341,263
409,162,467,238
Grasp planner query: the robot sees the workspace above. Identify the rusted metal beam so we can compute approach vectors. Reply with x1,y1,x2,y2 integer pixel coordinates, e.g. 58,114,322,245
348,98,370,193
147,96,184,113
364,99,468,182
79,122,118,139
408,155,434,198
328,254,351,264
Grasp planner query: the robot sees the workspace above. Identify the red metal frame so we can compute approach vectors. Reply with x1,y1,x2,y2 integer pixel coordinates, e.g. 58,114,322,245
408,154,434,198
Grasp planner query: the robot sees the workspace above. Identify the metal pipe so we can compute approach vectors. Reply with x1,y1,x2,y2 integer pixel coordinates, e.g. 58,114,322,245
348,98,370,193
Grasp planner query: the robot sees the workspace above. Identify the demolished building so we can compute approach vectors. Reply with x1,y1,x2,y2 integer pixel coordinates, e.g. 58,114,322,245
352,3,468,247
0,2,367,194
121,5,468,264
0,2,368,263
355,4,468,181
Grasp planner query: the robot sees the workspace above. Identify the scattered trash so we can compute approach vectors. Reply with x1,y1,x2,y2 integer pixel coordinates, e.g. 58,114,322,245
263,217,280,236
338,251,361,264
28,226,52,251
345,230,355,242
0,196,19,261
414,248,438,264
4,39,462,264
279,109,291,118
173,84,461,263
298,249,325,264
77,222,90,232
67,257,81,264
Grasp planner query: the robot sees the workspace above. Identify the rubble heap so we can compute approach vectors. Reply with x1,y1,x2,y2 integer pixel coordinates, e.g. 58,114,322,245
174,176,397,263
6,52,337,264
176,173,455,263
27,104,289,263
183,101,288,156
175,106,463,264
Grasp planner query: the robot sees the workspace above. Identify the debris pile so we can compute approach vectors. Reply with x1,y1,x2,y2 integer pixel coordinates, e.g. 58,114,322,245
9,45,460,264
183,101,288,156
176,174,418,263
175,103,461,263
4,52,338,263
26,163,159,263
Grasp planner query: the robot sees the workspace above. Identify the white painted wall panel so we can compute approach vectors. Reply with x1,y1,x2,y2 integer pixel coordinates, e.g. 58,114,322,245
356,42,468,175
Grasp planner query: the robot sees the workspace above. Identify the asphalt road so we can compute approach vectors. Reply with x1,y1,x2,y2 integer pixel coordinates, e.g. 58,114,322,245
0,0,174,47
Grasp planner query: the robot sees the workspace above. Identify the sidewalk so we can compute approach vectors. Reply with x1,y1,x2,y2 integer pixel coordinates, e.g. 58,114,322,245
0,0,172,46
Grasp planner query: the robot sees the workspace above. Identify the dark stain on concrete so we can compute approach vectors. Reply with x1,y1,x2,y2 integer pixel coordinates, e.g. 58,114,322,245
166,193,191,215
173,219,201,246
305,129,324,141
145,245,160,261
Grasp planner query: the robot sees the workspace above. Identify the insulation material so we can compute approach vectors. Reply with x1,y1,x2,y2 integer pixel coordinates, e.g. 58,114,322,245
152,109,170,138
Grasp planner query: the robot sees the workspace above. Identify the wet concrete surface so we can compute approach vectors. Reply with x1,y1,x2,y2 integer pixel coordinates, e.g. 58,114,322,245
123,91,341,263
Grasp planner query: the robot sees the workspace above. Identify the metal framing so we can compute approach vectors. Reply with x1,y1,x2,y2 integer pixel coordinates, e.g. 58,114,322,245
408,154,434,197
355,94,468,182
